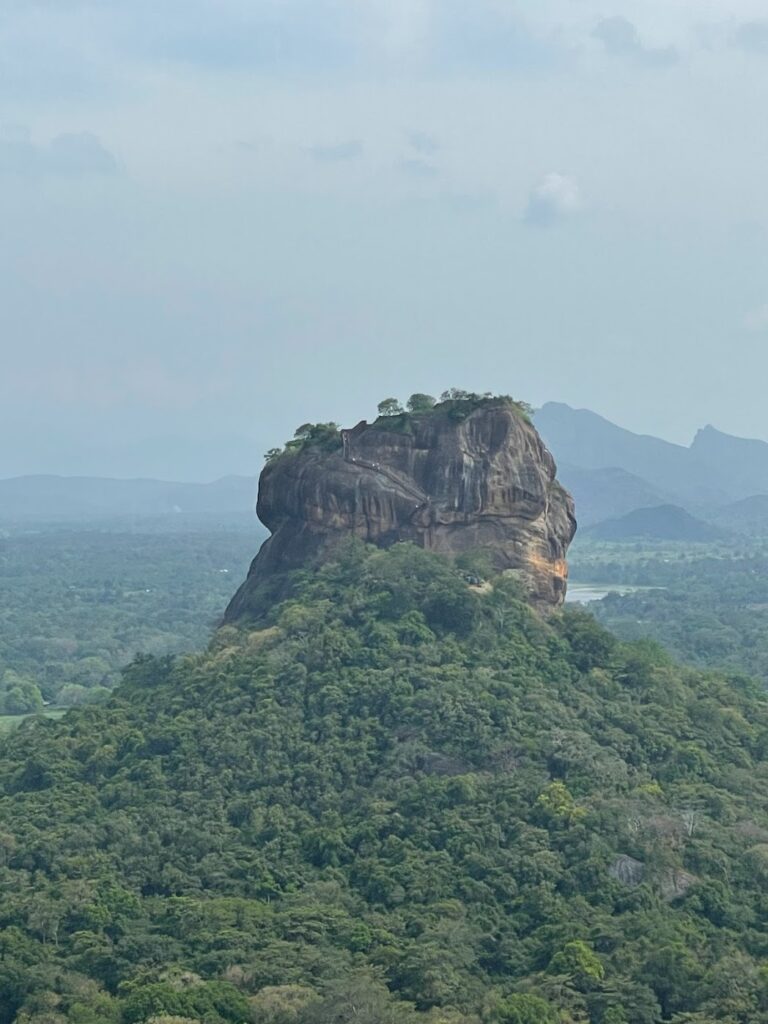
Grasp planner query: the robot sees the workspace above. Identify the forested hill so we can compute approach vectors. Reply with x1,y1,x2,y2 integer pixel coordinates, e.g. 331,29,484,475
2,543,768,1023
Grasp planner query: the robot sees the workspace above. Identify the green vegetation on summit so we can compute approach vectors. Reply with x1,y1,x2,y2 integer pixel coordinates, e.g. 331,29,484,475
264,391,532,464
1,542,768,1023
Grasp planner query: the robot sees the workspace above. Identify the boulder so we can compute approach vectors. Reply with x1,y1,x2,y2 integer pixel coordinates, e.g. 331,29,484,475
226,400,576,620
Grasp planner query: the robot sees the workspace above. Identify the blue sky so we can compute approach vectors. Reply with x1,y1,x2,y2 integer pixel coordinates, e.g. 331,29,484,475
3,0,768,477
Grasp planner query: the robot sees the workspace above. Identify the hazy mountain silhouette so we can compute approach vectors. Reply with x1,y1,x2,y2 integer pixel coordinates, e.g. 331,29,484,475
535,404,768,525
690,425,768,498
0,434,263,482
555,462,672,527
587,503,726,542
708,494,768,536
0,474,258,523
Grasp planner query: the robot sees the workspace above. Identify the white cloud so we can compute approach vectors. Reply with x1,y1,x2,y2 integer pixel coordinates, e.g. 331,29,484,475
524,173,581,226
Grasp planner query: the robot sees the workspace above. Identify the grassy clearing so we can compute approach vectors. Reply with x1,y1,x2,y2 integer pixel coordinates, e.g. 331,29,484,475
0,709,67,733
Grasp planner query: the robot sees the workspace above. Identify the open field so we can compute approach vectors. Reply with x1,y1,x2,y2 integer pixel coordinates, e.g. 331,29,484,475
0,709,67,733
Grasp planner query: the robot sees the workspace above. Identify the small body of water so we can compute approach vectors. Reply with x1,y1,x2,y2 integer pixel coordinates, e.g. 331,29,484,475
566,583,640,605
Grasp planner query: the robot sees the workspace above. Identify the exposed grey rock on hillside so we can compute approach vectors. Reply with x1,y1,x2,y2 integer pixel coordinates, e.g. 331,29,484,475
226,401,576,619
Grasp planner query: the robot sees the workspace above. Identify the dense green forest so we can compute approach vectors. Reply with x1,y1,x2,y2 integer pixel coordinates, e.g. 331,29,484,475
0,525,256,713
570,539,768,684
1,541,768,1023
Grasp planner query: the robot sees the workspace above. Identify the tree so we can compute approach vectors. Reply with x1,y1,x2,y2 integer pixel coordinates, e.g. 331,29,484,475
548,941,605,991
146,1018,201,1024
641,944,703,1017
377,398,404,417
249,985,316,1024
292,423,340,444
455,549,493,581
557,609,618,673
535,782,585,825
302,973,417,1024
496,994,559,1024
3,541,768,1023
406,394,436,413
0,671,43,715
440,389,474,402
58,684,90,707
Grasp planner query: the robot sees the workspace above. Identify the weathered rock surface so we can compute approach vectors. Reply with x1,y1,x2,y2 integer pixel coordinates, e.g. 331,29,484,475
225,402,576,620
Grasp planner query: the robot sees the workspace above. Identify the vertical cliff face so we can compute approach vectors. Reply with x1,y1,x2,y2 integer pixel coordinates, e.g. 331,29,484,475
225,401,576,620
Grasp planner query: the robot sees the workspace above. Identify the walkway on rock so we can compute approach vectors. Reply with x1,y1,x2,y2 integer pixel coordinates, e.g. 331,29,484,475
341,430,431,515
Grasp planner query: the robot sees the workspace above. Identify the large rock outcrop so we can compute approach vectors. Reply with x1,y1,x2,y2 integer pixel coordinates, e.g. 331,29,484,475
226,401,576,620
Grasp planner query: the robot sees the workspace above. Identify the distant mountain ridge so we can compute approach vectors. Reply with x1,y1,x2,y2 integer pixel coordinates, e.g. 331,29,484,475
0,474,258,522
9,406,768,534
0,434,263,482
689,424,768,499
555,463,672,528
535,403,768,530
706,494,768,536
587,504,725,542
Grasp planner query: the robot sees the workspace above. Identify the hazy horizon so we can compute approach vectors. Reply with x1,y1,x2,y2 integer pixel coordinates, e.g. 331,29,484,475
4,1,768,478
4,398,768,483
